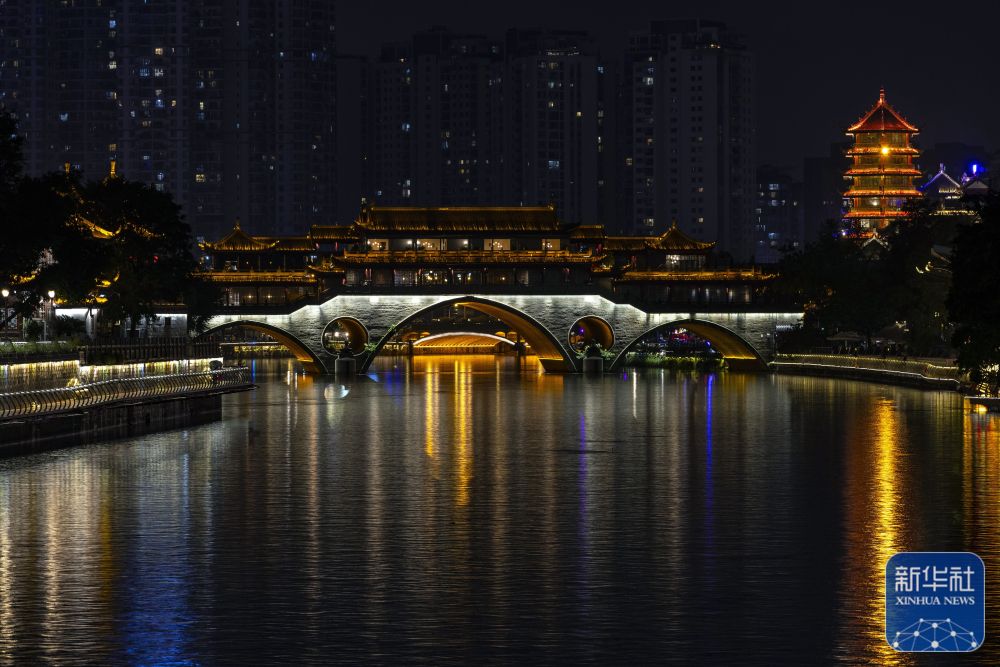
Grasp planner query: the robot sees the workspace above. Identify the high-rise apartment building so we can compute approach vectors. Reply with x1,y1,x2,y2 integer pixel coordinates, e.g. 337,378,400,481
1,2,121,181
334,54,371,224
802,142,849,242
622,20,754,260
372,28,503,207
0,1,336,240
369,28,607,226
754,165,803,264
502,29,602,226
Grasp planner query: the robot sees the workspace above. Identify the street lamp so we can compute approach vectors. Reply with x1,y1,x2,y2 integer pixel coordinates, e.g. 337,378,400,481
45,290,56,341
0,289,8,334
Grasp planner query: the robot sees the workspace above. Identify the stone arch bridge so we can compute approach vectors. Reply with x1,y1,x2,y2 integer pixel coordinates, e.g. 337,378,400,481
199,294,801,374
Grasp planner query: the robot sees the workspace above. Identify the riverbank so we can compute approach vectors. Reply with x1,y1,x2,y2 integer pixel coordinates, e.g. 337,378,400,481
0,367,254,457
770,353,963,390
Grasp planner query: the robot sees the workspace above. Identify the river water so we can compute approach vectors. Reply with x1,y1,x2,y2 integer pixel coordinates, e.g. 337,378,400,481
1,356,998,665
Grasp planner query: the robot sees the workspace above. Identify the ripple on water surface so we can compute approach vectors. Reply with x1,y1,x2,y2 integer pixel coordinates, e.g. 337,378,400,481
0,356,995,665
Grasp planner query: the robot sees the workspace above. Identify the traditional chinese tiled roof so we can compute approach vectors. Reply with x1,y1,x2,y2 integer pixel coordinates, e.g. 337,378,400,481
309,225,362,242
200,220,277,252
337,250,601,266
260,237,317,252
583,224,715,254
655,223,717,252
567,225,606,239
920,164,962,197
614,268,773,283
204,271,318,285
355,205,564,234
848,88,919,134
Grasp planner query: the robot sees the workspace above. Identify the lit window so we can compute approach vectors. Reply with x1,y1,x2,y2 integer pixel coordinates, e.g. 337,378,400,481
154,47,163,56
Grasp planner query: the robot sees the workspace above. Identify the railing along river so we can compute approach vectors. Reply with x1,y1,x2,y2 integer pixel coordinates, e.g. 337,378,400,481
0,367,251,419
772,354,963,383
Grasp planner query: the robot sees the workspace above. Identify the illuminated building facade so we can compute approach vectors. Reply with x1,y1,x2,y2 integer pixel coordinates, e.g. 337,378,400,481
372,29,503,207
843,89,922,235
502,29,604,226
369,28,609,227
200,205,773,310
621,20,755,260
0,1,336,241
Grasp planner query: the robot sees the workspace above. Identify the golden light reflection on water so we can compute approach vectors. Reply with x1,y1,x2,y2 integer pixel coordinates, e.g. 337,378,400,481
425,368,438,459
454,358,473,507
963,408,1000,661
0,483,11,656
870,398,902,664
841,395,907,665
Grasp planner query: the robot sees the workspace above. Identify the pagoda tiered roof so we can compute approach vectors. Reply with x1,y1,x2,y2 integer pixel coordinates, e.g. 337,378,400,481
843,209,912,220
847,88,918,134
845,166,922,176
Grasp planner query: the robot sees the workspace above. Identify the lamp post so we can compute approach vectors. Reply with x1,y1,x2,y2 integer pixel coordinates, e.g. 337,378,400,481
46,290,56,342
1,288,9,336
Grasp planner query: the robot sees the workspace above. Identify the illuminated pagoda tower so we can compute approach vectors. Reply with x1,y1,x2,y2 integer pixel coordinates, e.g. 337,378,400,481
843,88,922,236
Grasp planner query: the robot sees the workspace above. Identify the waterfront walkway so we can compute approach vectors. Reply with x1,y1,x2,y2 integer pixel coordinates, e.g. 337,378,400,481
771,353,963,389
0,368,251,420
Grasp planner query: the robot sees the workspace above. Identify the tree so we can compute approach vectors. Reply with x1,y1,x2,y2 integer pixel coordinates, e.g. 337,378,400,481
880,201,967,356
80,175,207,336
947,194,1000,395
774,222,896,348
0,113,82,325
1,117,220,337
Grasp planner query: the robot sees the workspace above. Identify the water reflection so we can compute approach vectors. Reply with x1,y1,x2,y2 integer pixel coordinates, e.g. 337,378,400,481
0,359,994,664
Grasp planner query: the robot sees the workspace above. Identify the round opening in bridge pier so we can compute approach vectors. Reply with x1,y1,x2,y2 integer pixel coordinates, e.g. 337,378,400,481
322,317,369,355
568,316,614,354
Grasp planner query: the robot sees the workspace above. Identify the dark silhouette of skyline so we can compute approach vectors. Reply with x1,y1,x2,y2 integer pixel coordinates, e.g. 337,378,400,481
338,0,1000,167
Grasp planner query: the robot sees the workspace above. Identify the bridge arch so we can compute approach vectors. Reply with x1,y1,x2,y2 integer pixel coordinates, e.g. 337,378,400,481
411,332,516,348
322,316,369,354
609,318,768,372
197,319,327,374
361,295,575,373
568,315,615,352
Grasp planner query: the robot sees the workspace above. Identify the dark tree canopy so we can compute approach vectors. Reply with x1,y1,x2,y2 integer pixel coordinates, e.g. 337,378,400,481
947,194,1000,394
0,115,220,335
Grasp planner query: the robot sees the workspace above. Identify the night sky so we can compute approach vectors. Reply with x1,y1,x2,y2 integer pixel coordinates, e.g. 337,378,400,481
339,1,1000,169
